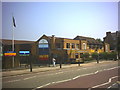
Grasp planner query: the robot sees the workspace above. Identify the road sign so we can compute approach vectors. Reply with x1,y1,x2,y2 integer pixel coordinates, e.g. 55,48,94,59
4,51,16,56
19,51,30,56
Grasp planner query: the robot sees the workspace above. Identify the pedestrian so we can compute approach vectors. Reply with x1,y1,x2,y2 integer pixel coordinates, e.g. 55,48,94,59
52,58,56,67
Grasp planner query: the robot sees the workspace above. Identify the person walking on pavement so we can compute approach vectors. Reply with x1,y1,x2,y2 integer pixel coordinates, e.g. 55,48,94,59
52,58,56,67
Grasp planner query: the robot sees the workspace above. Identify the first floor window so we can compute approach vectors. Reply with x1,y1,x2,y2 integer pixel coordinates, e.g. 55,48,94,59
75,53,79,58
66,43,70,48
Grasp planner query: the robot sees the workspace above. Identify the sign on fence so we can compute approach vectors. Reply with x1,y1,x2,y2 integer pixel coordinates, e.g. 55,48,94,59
19,51,30,56
4,51,16,56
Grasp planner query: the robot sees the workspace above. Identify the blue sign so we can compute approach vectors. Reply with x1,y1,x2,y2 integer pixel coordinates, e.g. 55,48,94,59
19,51,30,56
4,51,16,53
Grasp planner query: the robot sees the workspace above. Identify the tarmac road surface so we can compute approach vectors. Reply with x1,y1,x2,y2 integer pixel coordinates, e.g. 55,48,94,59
44,67,119,89
2,60,119,89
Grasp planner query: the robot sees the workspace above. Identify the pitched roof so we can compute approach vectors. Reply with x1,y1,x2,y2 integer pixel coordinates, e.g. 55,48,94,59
1,39,35,45
47,36,75,40
38,35,75,41
74,36,102,45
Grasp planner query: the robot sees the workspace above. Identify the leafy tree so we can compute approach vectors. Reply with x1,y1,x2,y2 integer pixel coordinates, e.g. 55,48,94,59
96,38,103,43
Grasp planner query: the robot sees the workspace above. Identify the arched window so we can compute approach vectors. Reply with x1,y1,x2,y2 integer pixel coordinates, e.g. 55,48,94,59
38,39,49,48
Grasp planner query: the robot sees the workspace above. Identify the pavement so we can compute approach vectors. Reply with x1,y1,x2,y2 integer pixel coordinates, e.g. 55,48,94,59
2,60,118,77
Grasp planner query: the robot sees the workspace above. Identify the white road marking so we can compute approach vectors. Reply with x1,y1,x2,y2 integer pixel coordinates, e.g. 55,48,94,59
105,66,119,71
34,83,51,89
94,71,99,74
33,79,72,90
4,79,21,83
34,66,119,89
73,70,100,80
55,79,72,84
73,75,81,80
23,76,37,80
91,76,118,88
3,71,64,83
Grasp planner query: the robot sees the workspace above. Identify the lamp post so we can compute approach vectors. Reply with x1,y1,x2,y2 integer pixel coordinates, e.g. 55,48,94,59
97,51,99,63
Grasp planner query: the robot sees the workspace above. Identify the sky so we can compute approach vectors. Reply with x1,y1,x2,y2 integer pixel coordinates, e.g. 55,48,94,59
2,2,118,41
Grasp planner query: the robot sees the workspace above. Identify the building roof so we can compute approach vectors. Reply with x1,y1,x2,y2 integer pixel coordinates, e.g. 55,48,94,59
1,39,35,45
74,36,103,45
37,34,103,45
37,34,76,41
111,33,116,37
47,35,74,40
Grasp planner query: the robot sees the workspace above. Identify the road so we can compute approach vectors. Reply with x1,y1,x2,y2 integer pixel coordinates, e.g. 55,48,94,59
45,67,119,89
2,61,119,89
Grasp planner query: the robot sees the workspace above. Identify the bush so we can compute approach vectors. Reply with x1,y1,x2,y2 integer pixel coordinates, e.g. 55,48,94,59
108,52,117,60
91,53,98,60
99,52,117,60
81,53,90,59
84,57,93,61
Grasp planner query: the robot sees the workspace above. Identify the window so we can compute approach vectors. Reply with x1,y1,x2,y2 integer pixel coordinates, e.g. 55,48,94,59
76,44,79,49
82,43,86,50
105,44,108,52
39,39,49,48
66,43,70,48
75,53,79,58
99,45,102,49
72,43,75,48
80,53,83,58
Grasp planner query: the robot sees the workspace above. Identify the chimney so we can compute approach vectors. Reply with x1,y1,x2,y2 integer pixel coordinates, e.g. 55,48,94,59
106,32,111,36
52,35,55,49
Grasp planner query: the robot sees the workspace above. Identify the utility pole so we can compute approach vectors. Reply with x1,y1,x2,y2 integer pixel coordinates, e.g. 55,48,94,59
29,54,32,72
97,52,99,63
12,14,16,68
78,59,80,66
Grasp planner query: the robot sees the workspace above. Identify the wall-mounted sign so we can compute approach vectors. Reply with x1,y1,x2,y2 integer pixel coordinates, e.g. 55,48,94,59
38,39,49,48
19,51,30,56
4,51,16,56
39,55,48,60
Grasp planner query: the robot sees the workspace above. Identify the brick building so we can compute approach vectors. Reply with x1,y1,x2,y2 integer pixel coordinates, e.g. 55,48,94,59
2,34,110,69
1,39,35,69
103,31,119,51
37,35,110,64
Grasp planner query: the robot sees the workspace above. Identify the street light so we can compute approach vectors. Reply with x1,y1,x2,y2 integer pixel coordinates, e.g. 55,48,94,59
97,51,99,63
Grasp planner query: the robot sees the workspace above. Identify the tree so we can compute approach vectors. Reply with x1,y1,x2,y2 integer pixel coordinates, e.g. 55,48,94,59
96,38,103,43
